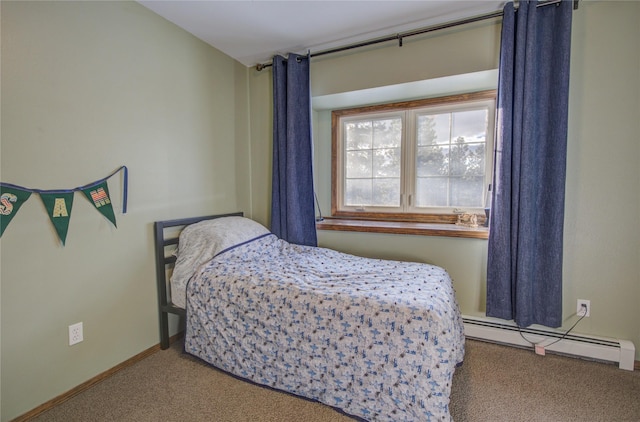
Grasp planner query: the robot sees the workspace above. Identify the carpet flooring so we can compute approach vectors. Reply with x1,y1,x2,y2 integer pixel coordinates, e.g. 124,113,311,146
30,339,640,422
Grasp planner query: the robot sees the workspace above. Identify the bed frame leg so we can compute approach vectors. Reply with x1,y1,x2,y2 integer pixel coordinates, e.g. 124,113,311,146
159,311,170,350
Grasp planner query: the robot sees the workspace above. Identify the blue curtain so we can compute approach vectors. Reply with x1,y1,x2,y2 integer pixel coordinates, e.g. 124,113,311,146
271,54,318,246
486,0,572,328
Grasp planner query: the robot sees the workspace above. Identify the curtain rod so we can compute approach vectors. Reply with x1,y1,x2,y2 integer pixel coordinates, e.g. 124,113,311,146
255,0,578,71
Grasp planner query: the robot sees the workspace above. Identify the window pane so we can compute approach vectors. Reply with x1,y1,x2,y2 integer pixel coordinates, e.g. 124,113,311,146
344,116,402,208
346,150,372,178
414,109,488,208
417,115,436,145
417,145,449,176
465,143,485,176
345,121,372,150
452,109,487,143
415,177,448,207
345,179,372,206
450,176,484,207
417,113,450,146
449,142,485,176
373,118,402,148
373,178,400,206
373,147,401,177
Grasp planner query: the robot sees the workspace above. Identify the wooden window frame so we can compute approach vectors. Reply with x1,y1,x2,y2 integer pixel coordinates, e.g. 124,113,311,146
324,90,496,239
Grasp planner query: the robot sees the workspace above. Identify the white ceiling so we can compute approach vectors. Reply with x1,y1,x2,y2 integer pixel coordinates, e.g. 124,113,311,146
138,1,506,67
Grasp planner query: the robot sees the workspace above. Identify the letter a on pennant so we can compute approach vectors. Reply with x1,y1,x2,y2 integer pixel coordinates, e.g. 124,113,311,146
40,192,74,245
52,198,69,217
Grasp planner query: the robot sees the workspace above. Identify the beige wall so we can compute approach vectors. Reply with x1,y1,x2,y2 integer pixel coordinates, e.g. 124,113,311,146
248,1,640,360
0,1,251,420
2,0,638,420
562,0,639,352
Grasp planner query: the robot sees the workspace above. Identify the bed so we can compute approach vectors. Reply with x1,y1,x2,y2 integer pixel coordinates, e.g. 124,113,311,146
155,213,465,421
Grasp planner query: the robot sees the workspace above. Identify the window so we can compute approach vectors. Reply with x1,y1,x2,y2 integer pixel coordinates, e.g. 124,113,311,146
331,90,496,223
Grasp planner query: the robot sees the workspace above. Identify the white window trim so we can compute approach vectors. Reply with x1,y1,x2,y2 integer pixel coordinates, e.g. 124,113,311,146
405,99,496,214
336,110,406,214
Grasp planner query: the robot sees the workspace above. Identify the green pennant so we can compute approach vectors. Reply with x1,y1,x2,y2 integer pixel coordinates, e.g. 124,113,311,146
81,181,116,227
0,186,32,237
40,192,74,245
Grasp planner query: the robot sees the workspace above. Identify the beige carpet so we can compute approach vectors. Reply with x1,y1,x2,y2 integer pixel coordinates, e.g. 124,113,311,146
31,339,640,422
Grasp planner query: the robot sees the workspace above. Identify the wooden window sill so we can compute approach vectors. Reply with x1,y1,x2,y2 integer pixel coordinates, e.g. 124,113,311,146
316,218,489,239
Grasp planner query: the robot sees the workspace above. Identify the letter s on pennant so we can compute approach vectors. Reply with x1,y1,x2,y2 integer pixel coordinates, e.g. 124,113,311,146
0,193,17,215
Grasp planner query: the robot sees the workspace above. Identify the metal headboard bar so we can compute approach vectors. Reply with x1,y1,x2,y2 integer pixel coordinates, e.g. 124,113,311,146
154,212,243,349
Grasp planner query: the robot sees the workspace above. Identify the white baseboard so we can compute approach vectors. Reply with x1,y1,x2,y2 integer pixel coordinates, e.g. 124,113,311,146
462,315,636,371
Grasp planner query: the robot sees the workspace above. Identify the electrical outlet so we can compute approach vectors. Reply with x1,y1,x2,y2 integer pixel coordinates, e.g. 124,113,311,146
577,299,590,317
69,322,83,346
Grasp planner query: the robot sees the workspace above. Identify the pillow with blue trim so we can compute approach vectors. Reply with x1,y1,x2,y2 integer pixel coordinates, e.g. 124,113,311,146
170,216,270,308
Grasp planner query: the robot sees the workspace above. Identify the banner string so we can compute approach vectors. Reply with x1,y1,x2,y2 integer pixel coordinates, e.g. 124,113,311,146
0,166,128,213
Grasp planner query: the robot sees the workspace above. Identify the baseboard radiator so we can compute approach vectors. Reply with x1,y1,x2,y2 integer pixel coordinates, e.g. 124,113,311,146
462,316,636,371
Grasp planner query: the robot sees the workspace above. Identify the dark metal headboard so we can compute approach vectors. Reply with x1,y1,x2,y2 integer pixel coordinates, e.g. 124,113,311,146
154,212,243,349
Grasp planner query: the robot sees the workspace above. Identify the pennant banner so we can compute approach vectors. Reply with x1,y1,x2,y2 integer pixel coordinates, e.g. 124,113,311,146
0,185,33,237
81,181,116,227
40,192,74,245
0,166,128,244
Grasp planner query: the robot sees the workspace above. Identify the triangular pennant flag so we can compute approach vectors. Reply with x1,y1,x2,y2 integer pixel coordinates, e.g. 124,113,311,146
81,181,116,227
40,192,74,245
0,185,32,237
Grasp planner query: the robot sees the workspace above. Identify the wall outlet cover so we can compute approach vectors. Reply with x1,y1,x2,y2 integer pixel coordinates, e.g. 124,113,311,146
69,322,83,346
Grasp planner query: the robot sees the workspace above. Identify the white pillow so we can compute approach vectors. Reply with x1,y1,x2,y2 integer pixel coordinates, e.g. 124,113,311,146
170,216,270,308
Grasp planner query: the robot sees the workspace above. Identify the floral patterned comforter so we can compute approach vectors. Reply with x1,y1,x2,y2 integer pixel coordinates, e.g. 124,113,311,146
185,234,464,421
